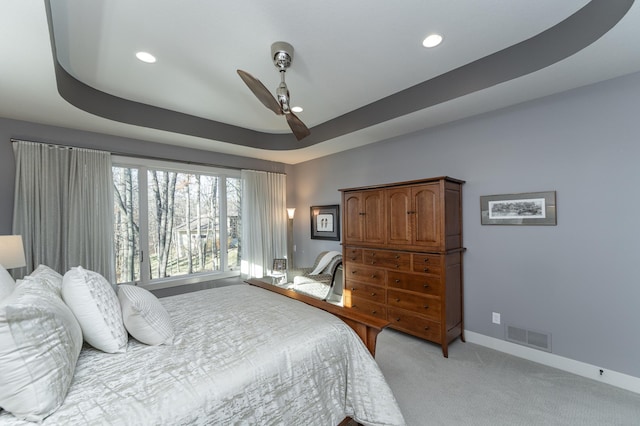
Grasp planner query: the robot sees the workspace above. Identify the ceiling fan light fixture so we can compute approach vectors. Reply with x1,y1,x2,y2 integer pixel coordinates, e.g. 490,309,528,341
136,51,156,63
237,41,310,141
291,106,303,113
422,34,443,48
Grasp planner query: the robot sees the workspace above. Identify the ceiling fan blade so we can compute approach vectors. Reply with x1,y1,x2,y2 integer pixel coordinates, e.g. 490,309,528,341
285,112,311,141
237,70,283,115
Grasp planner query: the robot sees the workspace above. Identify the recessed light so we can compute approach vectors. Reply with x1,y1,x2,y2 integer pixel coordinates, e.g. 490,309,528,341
291,106,303,113
136,51,156,63
422,34,443,48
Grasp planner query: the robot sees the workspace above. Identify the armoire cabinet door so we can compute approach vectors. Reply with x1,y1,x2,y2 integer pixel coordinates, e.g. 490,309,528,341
412,184,441,249
344,190,385,245
362,190,385,244
386,184,441,249
386,187,412,246
344,192,363,243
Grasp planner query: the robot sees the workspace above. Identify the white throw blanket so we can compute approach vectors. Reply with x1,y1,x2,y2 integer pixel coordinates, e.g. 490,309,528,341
293,275,320,285
309,251,341,275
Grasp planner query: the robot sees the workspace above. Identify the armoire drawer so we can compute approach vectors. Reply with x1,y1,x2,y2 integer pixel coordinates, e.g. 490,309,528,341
412,254,442,275
347,296,387,319
344,280,386,304
363,250,411,271
387,308,441,343
387,271,442,296
345,263,385,286
387,289,441,321
344,247,363,264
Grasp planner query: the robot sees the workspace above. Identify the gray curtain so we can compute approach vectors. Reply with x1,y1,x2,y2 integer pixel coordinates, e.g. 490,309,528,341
240,170,287,278
12,141,115,281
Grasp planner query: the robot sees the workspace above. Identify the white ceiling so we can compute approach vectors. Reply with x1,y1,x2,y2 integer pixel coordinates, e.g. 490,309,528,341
1,0,640,164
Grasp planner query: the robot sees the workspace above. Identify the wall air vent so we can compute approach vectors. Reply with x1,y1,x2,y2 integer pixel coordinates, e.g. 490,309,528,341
506,325,552,352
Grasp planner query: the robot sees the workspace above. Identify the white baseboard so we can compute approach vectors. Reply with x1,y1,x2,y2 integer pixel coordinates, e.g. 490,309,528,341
464,330,640,395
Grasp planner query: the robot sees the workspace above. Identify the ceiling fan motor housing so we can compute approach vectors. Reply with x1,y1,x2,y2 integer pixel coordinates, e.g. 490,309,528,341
271,41,294,69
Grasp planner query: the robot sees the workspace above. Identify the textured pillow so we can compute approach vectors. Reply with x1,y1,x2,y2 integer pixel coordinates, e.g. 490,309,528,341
118,285,174,345
62,266,128,353
0,284,83,422
17,264,64,298
0,265,15,301
29,264,64,295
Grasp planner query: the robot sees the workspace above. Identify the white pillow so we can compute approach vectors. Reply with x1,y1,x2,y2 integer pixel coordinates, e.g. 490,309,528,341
62,266,128,353
17,265,64,298
0,284,83,422
118,285,174,345
29,264,64,296
0,265,15,301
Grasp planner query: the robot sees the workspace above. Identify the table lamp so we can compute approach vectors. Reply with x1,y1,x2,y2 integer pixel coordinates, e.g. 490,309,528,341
0,235,27,270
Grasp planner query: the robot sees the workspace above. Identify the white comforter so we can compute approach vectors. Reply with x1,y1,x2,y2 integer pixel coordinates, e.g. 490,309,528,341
0,284,405,425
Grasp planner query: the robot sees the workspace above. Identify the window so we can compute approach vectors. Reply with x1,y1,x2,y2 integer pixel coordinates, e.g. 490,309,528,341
112,157,241,286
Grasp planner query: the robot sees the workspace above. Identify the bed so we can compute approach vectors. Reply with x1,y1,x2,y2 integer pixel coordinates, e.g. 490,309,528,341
0,266,405,425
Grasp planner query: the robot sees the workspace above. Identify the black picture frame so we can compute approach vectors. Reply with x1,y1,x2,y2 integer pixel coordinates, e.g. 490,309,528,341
272,258,287,271
480,191,557,225
310,205,340,240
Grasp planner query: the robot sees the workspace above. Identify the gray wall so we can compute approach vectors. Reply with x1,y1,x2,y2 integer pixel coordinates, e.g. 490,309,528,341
290,71,640,378
0,117,287,234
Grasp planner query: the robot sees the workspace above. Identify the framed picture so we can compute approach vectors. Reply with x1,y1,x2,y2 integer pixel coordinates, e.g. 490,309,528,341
272,258,287,272
480,191,557,225
310,204,340,240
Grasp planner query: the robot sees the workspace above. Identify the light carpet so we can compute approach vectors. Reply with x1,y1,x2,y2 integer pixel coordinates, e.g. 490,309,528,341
375,329,640,426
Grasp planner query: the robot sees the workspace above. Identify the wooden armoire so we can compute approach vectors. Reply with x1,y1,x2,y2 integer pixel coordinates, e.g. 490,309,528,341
340,176,465,357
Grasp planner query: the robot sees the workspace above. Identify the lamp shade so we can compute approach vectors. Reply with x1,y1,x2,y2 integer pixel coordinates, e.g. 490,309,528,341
0,235,27,269
287,208,296,219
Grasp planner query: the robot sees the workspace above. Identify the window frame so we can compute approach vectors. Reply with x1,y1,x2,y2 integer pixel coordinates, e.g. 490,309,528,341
112,156,241,290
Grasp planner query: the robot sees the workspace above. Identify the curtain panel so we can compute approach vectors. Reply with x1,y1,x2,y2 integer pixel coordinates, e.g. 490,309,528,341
240,170,287,278
12,141,115,281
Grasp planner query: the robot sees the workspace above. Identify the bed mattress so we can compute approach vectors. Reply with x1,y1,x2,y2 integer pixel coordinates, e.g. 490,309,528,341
0,284,404,425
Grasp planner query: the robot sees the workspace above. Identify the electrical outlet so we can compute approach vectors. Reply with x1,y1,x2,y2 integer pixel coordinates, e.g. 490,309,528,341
492,312,501,324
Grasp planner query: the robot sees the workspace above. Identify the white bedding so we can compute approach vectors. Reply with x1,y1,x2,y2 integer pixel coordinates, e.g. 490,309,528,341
0,284,405,425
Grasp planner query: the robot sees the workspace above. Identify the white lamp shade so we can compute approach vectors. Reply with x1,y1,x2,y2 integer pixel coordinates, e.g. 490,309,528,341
0,235,27,269
287,208,296,219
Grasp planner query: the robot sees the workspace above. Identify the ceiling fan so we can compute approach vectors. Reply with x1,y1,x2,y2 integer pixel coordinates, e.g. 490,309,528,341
237,42,311,141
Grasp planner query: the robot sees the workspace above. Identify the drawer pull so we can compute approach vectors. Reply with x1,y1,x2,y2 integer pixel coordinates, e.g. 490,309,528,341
424,326,430,331
423,258,429,263
372,310,377,314
395,318,401,322
423,305,429,310
395,255,400,259
351,287,356,291
371,274,377,279
395,279,401,283
395,264,400,268
350,257,357,261
371,261,376,265
423,268,429,272
423,284,430,289
371,292,376,297
351,270,357,274
395,298,400,302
